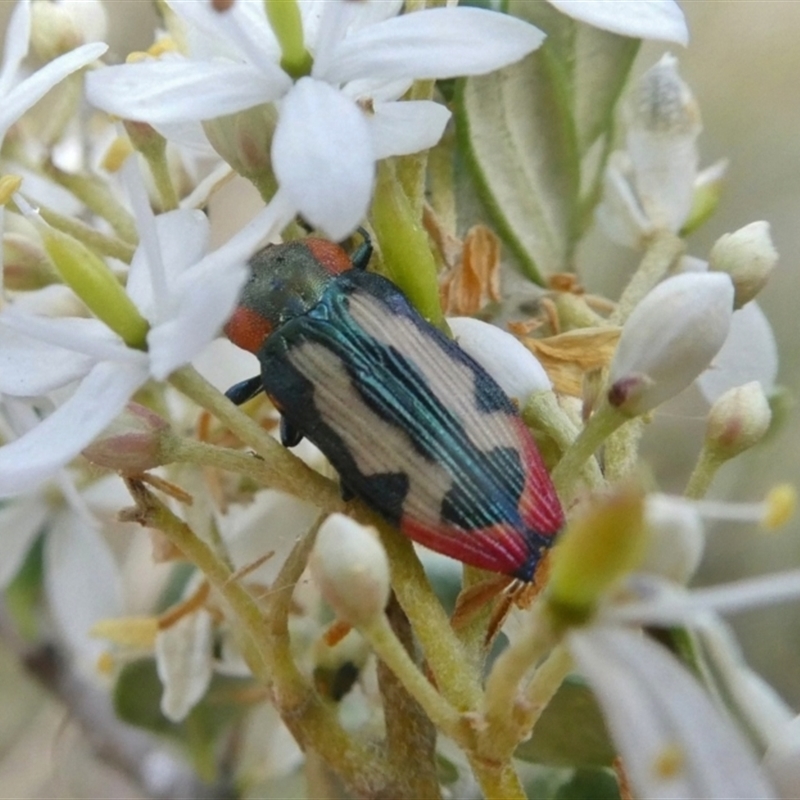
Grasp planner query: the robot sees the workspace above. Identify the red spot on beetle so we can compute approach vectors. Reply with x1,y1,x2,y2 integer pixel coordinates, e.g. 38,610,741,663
224,305,273,354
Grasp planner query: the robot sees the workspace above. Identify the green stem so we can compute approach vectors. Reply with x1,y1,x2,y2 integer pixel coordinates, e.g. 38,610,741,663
522,644,572,726
363,613,462,739
481,604,557,761
603,417,646,484
166,435,343,512
36,205,136,263
523,391,604,488
377,597,442,799
45,166,138,244
467,759,526,800
265,0,312,78
374,521,483,711
684,445,725,499
550,403,627,499
611,230,685,325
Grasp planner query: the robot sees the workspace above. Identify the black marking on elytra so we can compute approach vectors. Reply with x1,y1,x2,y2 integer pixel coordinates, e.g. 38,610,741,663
440,446,525,531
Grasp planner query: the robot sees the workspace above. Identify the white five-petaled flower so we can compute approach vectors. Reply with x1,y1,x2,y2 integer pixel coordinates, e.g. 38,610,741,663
0,164,292,498
597,53,725,248
86,0,546,239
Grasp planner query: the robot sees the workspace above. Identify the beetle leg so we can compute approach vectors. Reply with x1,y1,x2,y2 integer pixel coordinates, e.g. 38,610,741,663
225,375,264,405
280,417,304,448
350,227,373,271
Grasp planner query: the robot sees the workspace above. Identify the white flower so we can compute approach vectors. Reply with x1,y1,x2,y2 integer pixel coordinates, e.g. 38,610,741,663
696,300,778,404
0,404,124,672
0,0,107,145
86,0,545,239
597,53,726,248
569,626,777,800
548,0,687,44
0,165,293,498
608,272,734,415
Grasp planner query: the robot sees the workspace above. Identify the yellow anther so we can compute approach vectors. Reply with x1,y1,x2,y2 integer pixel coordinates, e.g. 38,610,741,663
761,484,797,530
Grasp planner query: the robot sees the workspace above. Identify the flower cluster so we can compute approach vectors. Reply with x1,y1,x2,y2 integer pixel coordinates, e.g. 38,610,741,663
0,1,796,799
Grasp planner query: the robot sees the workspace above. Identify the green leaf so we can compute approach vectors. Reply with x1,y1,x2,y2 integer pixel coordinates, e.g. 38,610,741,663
554,767,620,800
456,0,638,282
515,675,616,767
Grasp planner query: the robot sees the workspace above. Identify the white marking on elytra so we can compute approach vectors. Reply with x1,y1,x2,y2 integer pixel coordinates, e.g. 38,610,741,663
287,341,452,528
348,292,520,455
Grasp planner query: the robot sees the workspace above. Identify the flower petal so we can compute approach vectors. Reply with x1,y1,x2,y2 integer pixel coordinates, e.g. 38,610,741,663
146,197,294,380
0,41,108,142
369,100,450,159
272,78,373,240
156,609,214,722
696,302,778,404
0,0,32,96
45,510,123,669
548,1,688,45
569,627,776,799
0,360,148,498
324,7,544,86
86,59,287,124
0,323,94,395
0,311,135,362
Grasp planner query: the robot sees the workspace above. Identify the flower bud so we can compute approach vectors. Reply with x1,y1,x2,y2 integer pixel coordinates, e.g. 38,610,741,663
625,53,701,232
35,217,149,348
448,316,552,402
31,0,107,62
83,403,171,473
2,232,58,290
705,381,771,461
203,105,278,183
708,221,778,309
608,272,734,416
310,514,390,628
548,487,646,623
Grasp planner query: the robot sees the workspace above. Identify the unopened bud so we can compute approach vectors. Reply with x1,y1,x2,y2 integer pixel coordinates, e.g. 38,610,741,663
706,381,771,460
3,232,58,290
709,221,778,309
203,105,278,182
31,1,107,61
37,221,148,348
548,487,646,623
448,316,552,402
608,272,734,416
83,403,170,472
310,514,390,628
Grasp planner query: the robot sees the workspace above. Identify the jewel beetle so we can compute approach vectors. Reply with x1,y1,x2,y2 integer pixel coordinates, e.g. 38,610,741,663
223,232,563,581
